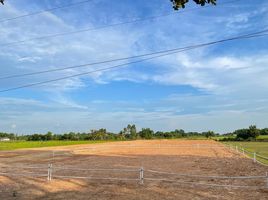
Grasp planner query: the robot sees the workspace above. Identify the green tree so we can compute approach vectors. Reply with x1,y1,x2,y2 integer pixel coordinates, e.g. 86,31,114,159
260,128,268,135
139,128,154,139
235,126,260,140
248,125,260,139
122,127,129,139
88,129,108,140
174,129,186,137
130,125,137,139
234,129,249,140
28,134,42,141
204,131,215,138
45,131,53,141
118,131,126,140
121,124,137,140
171,0,216,10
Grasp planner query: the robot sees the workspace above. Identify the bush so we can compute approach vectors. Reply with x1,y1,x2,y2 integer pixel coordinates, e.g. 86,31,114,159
260,128,268,135
234,125,260,141
139,128,154,139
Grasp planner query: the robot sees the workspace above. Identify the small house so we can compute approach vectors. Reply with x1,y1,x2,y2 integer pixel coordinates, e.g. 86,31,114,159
0,137,10,142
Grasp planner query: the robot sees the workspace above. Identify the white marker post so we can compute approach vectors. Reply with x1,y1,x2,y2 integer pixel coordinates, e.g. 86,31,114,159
52,151,55,163
253,153,256,163
140,167,144,185
50,164,53,181
266,172,268,189
47,164,50,181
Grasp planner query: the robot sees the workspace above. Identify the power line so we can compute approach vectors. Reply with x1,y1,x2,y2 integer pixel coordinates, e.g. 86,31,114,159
0,0,241,48
0,28,267,80
0,48,203,93
0,40,223,80
0,0,95,23
0,30,267,93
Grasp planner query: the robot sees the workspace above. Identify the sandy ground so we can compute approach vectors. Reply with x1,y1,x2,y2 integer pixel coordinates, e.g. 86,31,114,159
0,140,267,200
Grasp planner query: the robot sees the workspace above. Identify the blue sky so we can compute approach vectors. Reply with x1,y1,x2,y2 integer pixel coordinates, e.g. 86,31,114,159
0,0,268,134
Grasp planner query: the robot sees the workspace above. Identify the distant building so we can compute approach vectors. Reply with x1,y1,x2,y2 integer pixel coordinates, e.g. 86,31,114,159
0,137,10,142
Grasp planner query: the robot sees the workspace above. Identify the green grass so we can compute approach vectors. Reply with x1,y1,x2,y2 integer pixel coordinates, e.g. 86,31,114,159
257,135,268,140
212,135,235,141
223,141,268,164
181,136,209,140
0,140,113,151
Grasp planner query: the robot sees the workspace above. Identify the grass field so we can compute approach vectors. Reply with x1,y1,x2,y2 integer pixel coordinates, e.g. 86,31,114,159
224,141,268,164
0,140,111,151
257,135,268,140
214,135,268,141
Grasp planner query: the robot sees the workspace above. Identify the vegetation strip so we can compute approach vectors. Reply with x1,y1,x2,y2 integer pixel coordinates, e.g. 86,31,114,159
224,143,268,165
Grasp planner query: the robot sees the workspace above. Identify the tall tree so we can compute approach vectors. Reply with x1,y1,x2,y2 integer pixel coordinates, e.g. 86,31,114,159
260,128,268,135
122,124,137,140
248,125,260,139
130,125,137,139
235,126,260,140
204,131,215,138
139,128,154,139
118,131,126,140
45,131,53,141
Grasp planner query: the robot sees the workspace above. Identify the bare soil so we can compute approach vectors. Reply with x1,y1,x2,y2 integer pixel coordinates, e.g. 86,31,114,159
0,140,267,200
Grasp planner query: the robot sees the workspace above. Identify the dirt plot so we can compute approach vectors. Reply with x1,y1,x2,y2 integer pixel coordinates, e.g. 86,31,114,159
0,140,268,200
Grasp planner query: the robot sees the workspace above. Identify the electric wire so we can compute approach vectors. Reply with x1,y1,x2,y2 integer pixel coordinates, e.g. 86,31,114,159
0,30,267,93
0,28,267,81
0,0,241,48
0,0,95,23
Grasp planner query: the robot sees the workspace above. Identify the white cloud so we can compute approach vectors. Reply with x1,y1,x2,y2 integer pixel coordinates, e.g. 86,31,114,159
1,106,267,134
50,93,88,110
11,124,16,129
17,56,42,63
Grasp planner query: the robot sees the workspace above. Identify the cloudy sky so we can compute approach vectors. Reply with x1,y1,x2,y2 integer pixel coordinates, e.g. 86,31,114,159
0,0,268,134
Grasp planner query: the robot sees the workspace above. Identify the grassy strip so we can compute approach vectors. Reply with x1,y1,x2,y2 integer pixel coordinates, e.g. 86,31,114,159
223,142,268,165
0,140,113,151
257,135,268,142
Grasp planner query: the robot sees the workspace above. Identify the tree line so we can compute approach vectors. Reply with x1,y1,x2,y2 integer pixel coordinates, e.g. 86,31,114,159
1,125,219,141
1,125,267,142
221,125,268,141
